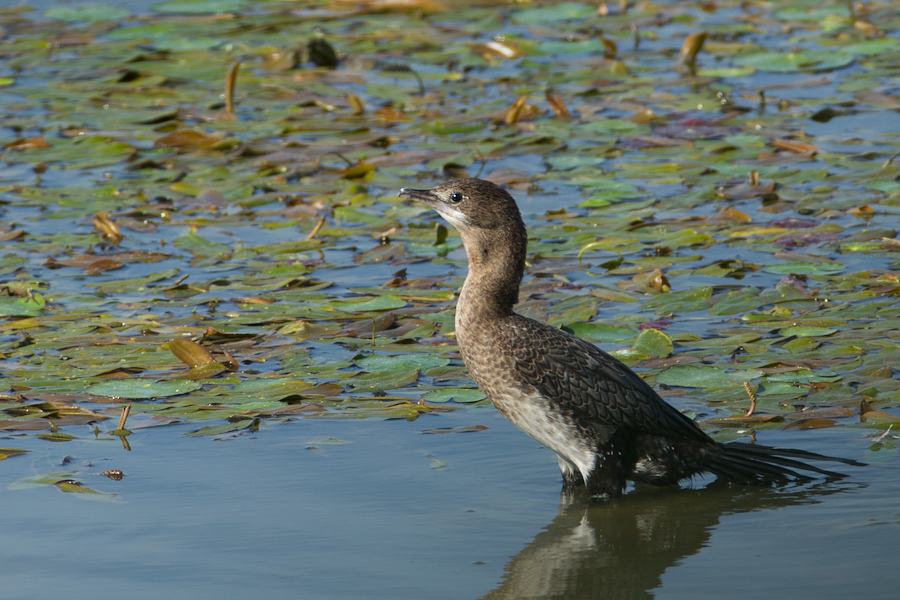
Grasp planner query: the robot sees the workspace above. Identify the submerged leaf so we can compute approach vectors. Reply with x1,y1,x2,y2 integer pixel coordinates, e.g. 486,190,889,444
185,418,259,437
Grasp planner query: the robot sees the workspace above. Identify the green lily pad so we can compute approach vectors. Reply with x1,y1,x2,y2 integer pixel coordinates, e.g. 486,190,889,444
632,328,673,358
355,354,449,372
185,418,258,437
332,296,407,313
733,51,854,73
0,293,45,317
843,39,900,56
86,380,203,399
423,389,487,403
564,323,636,344
45,5,130,21
657,366,765,389
696,67,755,78
512,2,598,24
152,0,248,14
780,326,838,338
763,262,845,276
0,448,29,461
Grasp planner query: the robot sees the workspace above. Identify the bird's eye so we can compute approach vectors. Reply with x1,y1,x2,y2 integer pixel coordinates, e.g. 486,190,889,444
449,192,463,203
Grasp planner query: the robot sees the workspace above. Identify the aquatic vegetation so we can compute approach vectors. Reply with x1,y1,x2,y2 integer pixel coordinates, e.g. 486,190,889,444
0,0,899,461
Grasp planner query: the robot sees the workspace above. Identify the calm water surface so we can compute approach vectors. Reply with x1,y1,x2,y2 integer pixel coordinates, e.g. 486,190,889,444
1,409,896,600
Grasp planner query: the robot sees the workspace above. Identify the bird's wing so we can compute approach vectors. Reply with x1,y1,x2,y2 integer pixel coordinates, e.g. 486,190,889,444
503,315,708,442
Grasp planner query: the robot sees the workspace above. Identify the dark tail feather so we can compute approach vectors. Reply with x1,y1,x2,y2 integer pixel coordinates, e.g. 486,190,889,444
707,442,865,485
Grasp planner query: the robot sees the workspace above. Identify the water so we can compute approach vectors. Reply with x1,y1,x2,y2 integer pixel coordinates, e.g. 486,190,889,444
1,411,895,600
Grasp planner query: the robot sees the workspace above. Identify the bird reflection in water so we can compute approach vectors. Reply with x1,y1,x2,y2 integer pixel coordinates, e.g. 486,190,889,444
481,479,858,600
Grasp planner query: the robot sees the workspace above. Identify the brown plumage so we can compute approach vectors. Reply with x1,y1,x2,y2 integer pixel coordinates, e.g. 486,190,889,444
400,178,862,498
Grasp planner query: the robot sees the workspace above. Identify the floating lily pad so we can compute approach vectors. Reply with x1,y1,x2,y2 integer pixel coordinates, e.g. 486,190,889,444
86,380,203,399
733,51,854,73
657,366,765,389
779,326,838,338
185,418,258,437
332,296,407,312
0,293,45,317
512,2,598,24
152,0,248,14
423,389,486,403
564,323,636,344
632,328,673,358
45,5,130,21
0,448,29,461
355,354,449,372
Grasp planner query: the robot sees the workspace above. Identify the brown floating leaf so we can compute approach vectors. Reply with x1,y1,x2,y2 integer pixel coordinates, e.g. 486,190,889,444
374,107,410,122
505,95,528,125
781,418,838,430
84,258,124,275
0,419,51,431
421,425,488,434
170,363,227,380
785,407,855,420
716,180,776,201
333,0,446,13
546,92,570,118
677,32,707,66
344,312,395,336
251,404,328,416
855,90,900,109
266,47,302,71
770,139,819,154
92,212,123,245
169,338,217,368
705,415,784,427
707,208,753,224
190,189,229,208
4,136,49,150
0,229,25,242
860,411,900,424
45,252,169,269
631,135,693,148
847,205,874,218
485,168,531,186
339,161,375,179
347,94,365,114
600,36,617,58
224,61,241,115
618,269,670,293
154,130,219,149
296,383,344,398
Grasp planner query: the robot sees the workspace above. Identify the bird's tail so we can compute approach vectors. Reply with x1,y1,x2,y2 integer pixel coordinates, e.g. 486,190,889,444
706,441,865,484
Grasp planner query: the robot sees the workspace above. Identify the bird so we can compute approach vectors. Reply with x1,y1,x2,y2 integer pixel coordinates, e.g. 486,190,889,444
399,178,863,498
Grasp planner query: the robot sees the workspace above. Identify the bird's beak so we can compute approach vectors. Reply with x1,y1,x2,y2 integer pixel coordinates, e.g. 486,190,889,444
399,187,436,205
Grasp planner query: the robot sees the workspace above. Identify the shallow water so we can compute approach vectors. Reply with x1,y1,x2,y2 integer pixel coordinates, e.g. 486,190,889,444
1,412,895,600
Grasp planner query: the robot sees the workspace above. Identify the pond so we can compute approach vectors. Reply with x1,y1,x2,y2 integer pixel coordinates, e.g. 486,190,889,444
1,0,899,598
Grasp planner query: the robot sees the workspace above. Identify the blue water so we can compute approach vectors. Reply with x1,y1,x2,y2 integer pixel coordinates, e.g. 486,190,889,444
1,410,895,600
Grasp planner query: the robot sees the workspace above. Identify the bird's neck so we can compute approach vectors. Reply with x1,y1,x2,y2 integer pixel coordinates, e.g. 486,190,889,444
457,232,527,324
